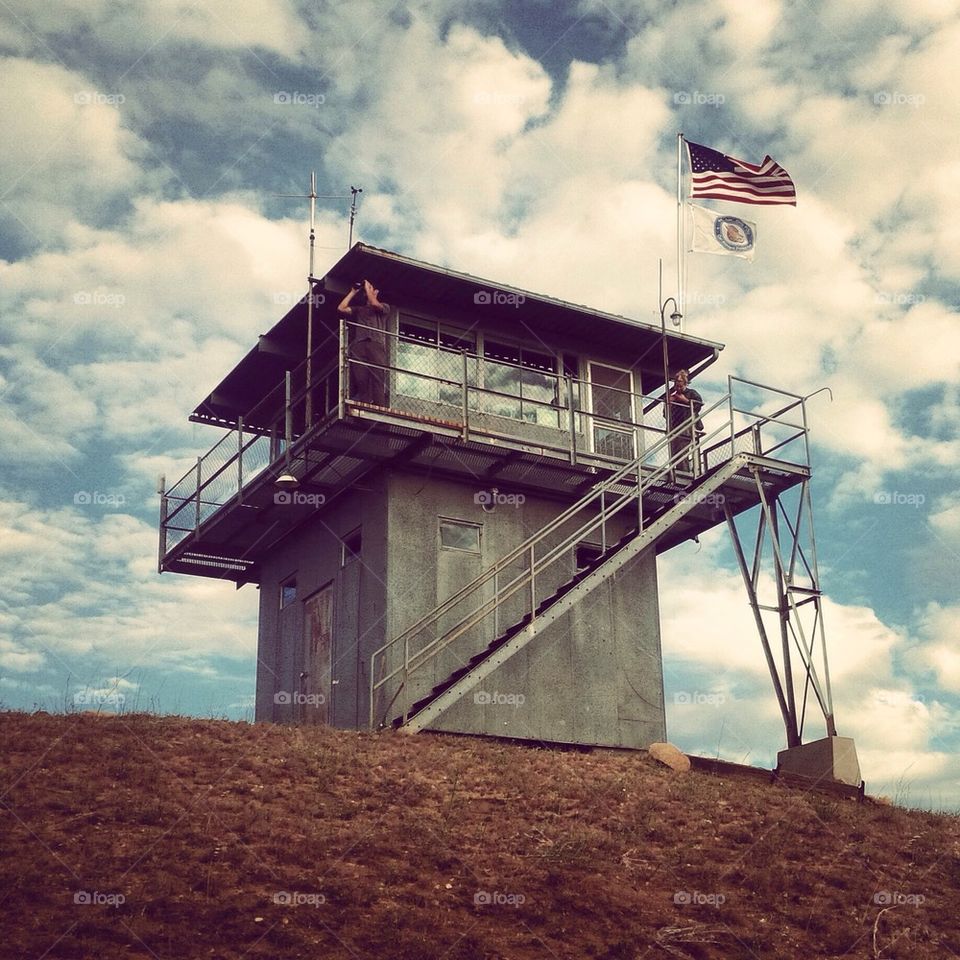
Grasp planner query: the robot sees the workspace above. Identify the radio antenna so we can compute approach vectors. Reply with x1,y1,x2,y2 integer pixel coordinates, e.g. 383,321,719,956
349,186,363,248
274,174,351,279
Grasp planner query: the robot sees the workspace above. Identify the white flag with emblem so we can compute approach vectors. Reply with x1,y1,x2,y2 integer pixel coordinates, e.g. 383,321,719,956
688,203,757,260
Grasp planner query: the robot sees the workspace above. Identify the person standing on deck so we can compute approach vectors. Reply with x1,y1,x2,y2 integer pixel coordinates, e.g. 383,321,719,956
338,279,390,406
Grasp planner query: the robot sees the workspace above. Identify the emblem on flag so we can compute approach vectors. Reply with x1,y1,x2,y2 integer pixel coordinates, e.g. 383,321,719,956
688,204,757,260
714,215,754,253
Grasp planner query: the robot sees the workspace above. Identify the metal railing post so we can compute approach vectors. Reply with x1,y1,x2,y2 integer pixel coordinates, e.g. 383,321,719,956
636,456,644,529
338,317,347,420
566,375,577,465
461,349,469,441
600,495,607,553
284,371,293,466
529,545,536,620
194,457,202,531
728,376,736,453
157,474,167,573
237,415,244,504
402,639,410,722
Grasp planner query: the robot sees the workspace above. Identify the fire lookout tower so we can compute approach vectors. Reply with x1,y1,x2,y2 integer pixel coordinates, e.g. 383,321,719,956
159,244,860,785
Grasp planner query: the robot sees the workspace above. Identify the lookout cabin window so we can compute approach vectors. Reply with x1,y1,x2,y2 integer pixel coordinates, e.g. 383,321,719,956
396,316,477,406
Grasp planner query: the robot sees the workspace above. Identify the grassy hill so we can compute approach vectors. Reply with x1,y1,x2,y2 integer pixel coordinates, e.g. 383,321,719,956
1,712,958,959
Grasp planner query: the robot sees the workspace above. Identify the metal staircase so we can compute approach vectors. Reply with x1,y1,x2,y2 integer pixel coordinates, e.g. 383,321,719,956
368,388,768,733
396,456,749,733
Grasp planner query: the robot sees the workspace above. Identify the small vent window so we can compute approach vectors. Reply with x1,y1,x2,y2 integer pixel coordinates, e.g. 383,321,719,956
280,578,297,608
341,528,362,566
439,518,481,553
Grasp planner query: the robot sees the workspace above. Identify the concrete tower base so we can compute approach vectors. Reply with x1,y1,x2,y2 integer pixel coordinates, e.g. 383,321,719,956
777,736,862,787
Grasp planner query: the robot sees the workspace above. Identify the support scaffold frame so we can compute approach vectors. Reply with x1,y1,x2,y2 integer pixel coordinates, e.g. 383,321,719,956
724,467,837,750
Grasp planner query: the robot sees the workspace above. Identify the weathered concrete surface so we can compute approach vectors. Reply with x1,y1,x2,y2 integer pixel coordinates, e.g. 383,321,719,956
777,736,862,787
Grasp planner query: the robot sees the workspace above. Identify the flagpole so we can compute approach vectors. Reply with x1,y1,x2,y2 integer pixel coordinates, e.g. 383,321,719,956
676,132,684,319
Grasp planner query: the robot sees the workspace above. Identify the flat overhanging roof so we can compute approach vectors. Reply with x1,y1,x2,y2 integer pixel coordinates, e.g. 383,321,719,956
191,243,725,428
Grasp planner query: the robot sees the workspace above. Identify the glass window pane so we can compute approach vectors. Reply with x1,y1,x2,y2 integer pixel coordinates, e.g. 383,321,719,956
439,519,481,552
484,340,521,365
521,367,559,425
440,329,475,352
594,426,635,460
521,348,555,372
396,340,438,401
590,364,634,423
399,319,436,344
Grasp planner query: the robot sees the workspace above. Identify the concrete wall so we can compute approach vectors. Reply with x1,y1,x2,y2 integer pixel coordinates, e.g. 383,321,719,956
254,472,387,727
257,464,666,749
425,546,665,748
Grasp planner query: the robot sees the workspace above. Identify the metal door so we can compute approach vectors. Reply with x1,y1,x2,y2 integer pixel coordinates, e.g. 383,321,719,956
301,584,333,724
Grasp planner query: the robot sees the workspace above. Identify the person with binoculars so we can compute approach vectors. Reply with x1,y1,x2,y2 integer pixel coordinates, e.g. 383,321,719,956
338,279,390,406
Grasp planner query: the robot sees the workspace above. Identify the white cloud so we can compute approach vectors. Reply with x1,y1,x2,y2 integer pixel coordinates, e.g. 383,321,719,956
929,497,960,541
0,497,258,675
0,0,303,56
659,535,958,799
0,637,45,672
914,602,960,694
0,57,145,246
0,195,335,461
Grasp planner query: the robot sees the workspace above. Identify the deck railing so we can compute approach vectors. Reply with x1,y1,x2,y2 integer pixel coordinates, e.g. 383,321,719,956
159,316,812,567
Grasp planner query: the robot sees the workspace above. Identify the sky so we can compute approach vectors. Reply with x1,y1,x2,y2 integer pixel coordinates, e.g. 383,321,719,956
0,0,957,809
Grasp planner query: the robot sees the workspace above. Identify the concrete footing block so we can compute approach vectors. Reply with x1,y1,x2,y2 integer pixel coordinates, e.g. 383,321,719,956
777,736,862,787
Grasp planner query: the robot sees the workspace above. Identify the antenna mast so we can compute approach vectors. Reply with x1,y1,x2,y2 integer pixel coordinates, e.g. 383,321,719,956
349,186,363,248
307,171,317,279
274,176,355,424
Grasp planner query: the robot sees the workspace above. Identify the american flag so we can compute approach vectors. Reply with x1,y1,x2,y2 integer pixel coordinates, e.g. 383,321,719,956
686,139,796,206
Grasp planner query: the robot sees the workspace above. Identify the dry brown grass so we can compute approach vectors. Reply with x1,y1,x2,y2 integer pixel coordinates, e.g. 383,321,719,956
1,711,959,959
